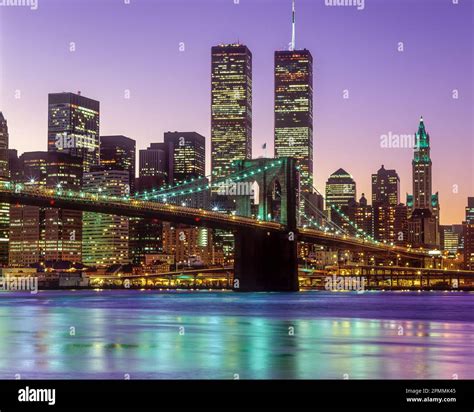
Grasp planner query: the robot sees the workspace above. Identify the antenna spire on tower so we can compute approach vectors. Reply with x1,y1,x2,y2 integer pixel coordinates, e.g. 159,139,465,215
290,0,296,51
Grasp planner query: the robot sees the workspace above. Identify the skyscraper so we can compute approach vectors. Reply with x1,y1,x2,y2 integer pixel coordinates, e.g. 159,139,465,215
211,44,252,180
164,132,206,185
394,204,409,246
9,152,48,267
162,132,210,266
132,144,168,265
8,149,22,183
100,135,136,193
43,153,83,263
465,197,474,223
139,143,168,185
0,112,9,179
0,113,9,265
274,49,313,192
407,117,440,247
371,165,405,244
371,165,400,207
47,92,94,262
325,168,356,210
82,169,130,267
440,225,460,254
48,92,100,172
274,1,313,193
8,152,82,266
354,194,373,238
463,198,474,270
411,117,433,210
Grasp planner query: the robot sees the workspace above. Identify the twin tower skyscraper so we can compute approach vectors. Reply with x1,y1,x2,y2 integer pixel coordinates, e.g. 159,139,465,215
211,0,313,193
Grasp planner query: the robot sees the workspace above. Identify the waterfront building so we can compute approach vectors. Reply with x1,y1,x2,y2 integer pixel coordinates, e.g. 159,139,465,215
132,144,168,265
162,223,214,267
82,168,130,267
463,222,474,270
43,152,83,263
8,152,82,266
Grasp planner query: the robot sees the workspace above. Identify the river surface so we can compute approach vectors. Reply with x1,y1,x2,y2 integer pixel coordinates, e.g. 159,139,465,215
0,290,472,379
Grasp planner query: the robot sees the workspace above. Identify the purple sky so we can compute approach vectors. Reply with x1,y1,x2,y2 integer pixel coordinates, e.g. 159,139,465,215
0,0,472,224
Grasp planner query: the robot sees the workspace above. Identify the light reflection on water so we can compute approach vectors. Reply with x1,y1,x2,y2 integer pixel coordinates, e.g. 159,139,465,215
0,290,472,379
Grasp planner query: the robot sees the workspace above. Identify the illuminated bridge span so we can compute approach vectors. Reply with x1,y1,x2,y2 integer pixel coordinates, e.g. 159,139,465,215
0,157,431,292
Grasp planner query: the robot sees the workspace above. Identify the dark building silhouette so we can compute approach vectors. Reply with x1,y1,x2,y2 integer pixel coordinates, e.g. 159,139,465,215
100,135,136,193
8,149,22,182
164,132,205,185
0,113,9,265
48,92,100,172
463,197,474,270
139,143,167,181
372,165,399,207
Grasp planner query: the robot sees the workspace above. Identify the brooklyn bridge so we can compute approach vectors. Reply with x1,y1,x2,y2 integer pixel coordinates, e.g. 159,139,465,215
0,157,442,291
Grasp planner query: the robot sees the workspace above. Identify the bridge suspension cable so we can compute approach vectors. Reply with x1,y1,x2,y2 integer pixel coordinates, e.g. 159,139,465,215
304,184,377,244
300,194,349,235
132,160,284,202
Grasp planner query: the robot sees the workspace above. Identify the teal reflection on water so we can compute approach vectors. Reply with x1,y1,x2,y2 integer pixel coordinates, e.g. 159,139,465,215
0,290,472,379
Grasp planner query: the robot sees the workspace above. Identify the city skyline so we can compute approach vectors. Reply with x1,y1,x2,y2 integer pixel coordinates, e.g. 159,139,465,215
0,0,474,394
0,0,472,224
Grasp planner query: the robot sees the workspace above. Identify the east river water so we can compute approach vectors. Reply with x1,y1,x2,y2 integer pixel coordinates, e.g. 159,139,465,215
0,290,472,379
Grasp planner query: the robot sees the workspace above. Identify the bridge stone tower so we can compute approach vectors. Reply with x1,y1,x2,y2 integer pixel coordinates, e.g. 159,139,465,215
230,158,299,291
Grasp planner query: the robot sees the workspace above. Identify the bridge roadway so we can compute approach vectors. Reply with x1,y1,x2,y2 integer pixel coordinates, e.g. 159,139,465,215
0,184,429,260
